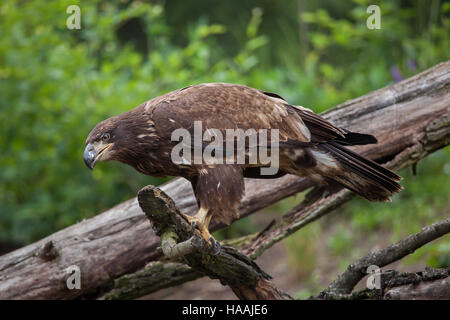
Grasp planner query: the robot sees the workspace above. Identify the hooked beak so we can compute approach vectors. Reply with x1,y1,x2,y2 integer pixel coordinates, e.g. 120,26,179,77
83,143,112,169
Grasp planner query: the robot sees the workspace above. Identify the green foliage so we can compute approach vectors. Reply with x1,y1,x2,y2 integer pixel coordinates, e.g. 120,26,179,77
285,223,321,278
0,1,279,244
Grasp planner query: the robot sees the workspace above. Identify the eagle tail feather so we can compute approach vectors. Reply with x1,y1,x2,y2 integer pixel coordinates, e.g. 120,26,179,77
335,130,378,146
319,142,403,202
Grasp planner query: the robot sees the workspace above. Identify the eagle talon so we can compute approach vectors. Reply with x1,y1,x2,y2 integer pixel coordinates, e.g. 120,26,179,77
208,236,221,256
213,239,221,256
208,236,215,247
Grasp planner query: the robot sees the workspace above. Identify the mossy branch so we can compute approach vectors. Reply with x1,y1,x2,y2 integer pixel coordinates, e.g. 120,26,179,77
136,185,293,300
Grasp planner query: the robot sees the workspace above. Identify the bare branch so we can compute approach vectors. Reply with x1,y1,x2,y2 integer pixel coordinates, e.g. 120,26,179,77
318,218,450,297
309,268,450,300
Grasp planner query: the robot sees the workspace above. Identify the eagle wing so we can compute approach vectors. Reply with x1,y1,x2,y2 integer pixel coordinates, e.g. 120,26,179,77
145,83,313,144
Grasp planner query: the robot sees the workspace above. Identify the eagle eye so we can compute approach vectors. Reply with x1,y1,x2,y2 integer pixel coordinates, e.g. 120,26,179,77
101,133,110,141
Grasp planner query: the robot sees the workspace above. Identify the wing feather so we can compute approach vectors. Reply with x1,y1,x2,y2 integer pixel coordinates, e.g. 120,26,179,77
147,83,312,143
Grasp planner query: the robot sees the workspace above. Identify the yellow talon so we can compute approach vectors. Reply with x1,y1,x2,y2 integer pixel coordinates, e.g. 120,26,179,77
181,208,220,254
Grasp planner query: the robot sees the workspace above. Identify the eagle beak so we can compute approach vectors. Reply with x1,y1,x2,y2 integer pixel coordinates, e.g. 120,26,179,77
83,143,112,169
84,143,97,169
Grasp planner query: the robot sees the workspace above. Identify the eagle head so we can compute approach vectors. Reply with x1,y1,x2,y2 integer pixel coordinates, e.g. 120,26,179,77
83,116,122,169
84,112,153,169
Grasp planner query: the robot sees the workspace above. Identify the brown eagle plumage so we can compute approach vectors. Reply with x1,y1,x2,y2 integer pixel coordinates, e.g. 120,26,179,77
84,83,402,252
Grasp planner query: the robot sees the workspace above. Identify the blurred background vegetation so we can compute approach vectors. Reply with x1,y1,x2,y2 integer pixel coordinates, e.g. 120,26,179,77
0,0,448,296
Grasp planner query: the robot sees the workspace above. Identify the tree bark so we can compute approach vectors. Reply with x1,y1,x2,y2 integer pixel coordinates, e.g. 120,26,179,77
383,268,450,300
100,261,202,300
0,61,449,299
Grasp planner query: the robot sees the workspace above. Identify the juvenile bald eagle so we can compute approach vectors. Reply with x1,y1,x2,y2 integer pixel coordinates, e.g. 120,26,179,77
84,83,402,253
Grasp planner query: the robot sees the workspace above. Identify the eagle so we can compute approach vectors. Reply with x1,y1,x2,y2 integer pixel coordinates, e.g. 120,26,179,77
84,83,402,254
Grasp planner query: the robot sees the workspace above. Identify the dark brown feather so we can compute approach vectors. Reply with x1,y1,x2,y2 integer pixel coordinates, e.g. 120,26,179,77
290,106,345,142
194,165,244,225
318,142,402,201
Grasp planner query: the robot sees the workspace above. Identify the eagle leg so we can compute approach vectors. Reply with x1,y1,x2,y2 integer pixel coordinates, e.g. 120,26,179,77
181,208,221,255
